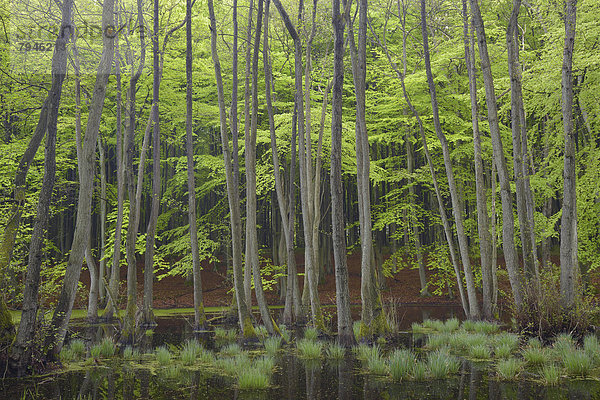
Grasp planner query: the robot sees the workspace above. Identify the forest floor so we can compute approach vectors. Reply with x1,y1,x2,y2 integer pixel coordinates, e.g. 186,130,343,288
78,251,480,311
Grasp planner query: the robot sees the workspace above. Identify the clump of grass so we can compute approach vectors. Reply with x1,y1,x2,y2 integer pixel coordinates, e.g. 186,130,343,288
583,335,600,365
440,318,460,333
123,346,140,360
366,352,387,375
90,337,116,359
155,346,171,366
528,337,542,349
237,367,269,390
495,333,520,351
522,347,549,367
297,339,323,359
254,355,275,374
422,319,445,332
469,344,491,360
60,347,75,362
427,333,450,350
69,340,86,358
326,343,346,359
218,353,251,375
563,349,592,377
412,361,428,380
353,321,361,341
197,347,214,364
427,349,458,379
162,365,182,380
215,327,237,343
279,325,291,343
496,358,522,380
473,321,499,335
411,322,424,333
304,326,319,341
552,333,575,359
494,344,513,359
181,340,202,365
388,349,414,381
354,343,380,362
221,343,242,356
264,336,282,356
255,325,268,341
541,364,561,385
461,320,476,332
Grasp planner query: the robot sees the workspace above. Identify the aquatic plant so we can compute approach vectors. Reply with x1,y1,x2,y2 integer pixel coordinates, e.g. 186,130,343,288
181,340,202,365
217,353,251,375
552,333,576,359
279,325,291,343
427,333,450,350
264,336,282,356
469,344,491,360
388,348,415,381
354,343,380,362
527,337,542,349
197,347,214,364
255,325,268,341
123,346,140,360
69,339,86,358
366,352,387,375
494,344,513,359
60,347,75,362
237,367,269,390
304,326,319,341
427,349,458,379
495,333,520,351
254,355,275,374
297,339,323,359
326,343,346,360
353,321,361,341
461,320,476,332
155,346,172,366
220,343,242,356
162,365,182,380
412,361,428,380
496,358,522,380
541,364,561,385
473,321,499,335
411,322,424,333
440,318,460,333
214,327,228,341
563,349,592,377
522,347,549,367
583,335,600,365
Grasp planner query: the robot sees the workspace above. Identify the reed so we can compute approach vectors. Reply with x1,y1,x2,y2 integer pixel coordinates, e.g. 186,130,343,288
388,349,414,381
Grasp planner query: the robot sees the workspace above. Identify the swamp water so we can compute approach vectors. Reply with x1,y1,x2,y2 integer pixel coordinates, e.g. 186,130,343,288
3,306,600,399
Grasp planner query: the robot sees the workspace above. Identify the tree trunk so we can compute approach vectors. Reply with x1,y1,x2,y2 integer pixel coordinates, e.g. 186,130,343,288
462,0,492,318
421,0,480,319
208,0,256,338
331,0,355,346
470,0,523,311
45,0,114,359
560,0,578,307
97,137,107,306
186,0,207,330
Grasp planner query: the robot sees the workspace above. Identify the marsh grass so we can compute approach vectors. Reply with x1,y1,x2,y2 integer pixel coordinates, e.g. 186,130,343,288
197,347,214,364
440,318,460,333
297,339,323,359
237,367,269,390
495,333,520,351
123,346,140,360
264,336,282,356
469,344,491,360
354,343,380,362
304,327,319,341
155,346,172,366
552,333,576,359
528,337,542,349
461,320,476,332
218,353,251,375
583,335,600,365
353,321,361,341
69,340,86,358
162,365,182,380
497,358,522,380
541,364,561,385
215,327,237,343
563,349,592,377
473,321,499,335
388,349,414,381
427,349,458,378
254,355,275,373
411,322,424,333
522,347,549,367
412,361,428,380
427,333,450,350
326,343,346,359
279,325,291,343
255,325,268,341
181,340,202,365
221,343,242,356
494,344,513,359
366,352,387,375
60,347,75,362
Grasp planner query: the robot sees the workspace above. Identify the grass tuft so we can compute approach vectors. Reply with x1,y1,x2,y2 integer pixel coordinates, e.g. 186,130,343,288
255,325,268,341
221,343,242,356
155,346,172,366
583,335,600,365
264,336,282,356
412,361,428,380
326,343,346,359
552,333,575,359
563,349,592,377
297,339,323,359
181,340,202,365
304,326,319,341
473,321,499,335
427,333,450,350
237,367,269,390
440,318,460,333
279,325,291,343
427,349,458,378
494,344,513,359
354,343,380,362
254,355,275,374
496,358,522,380
495,333,520,351
469,344,491,360
365,351,387,375
388,349,414,381
541,363,561,385
522,347,549,367
69,339,86,357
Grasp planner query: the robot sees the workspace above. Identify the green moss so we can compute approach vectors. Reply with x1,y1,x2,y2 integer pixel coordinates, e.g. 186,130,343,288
0,298,15,347
242,316,257,339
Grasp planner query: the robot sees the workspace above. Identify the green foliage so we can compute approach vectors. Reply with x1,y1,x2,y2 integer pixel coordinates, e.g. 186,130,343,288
388,349,415,381
297,339,323,359
522,347,549,367
427,349,459,378
326,343,346,359
541,364,561,386
365,351,387,375
90,337,116,359
155,346,172,366
263,336,282,356
237,368,269,390
181,340,202,365
496,358,522,380
303,327,319,341
220,343,242,356
563,350,593,377
469,344,491,360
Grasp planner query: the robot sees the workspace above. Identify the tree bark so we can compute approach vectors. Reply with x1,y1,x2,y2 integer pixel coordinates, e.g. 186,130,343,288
331,0,355,346
45,0,115,359
186,0,207,330
470,0,523,311
421,0,480,319
560,0,578,307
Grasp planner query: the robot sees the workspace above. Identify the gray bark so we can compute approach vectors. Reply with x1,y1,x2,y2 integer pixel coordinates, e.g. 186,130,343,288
560,0,578,307
420,0,480,319
45,0,115,358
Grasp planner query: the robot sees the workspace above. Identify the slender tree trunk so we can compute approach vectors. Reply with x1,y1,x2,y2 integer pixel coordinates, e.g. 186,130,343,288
560,0,578,307
8,3,72,368
470,0,523,311
142,0,162,326
98,137,107,306
331,0,355,346
421,0,480,319
186,0,206,330
462,0,492,318
208,0,256,337
85,246,99,321
45,0,115,359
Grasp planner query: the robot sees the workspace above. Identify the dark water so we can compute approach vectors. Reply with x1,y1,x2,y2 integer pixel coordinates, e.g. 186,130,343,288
3,305,600,399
